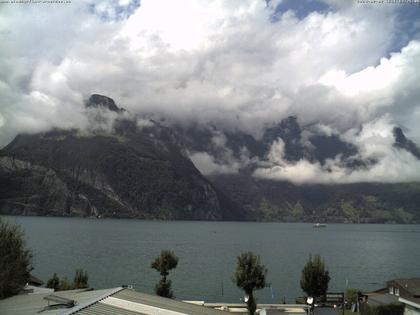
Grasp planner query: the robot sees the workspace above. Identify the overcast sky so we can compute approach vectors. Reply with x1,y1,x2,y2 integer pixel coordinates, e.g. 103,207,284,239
1,0,420,183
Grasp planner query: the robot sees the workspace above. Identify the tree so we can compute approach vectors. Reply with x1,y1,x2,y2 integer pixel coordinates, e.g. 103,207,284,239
46,273,60,290
73,269,89,289
0,219,32,299
234,252,268,315
155,279,173,298
345,288,359,309
151,250,178,298
300,254,330,298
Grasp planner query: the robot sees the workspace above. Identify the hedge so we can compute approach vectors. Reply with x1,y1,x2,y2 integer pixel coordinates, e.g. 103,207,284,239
360,303,405,315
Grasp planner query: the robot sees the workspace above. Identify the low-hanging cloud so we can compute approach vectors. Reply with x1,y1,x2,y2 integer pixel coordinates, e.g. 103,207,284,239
1,0,420,183
254,116,420,184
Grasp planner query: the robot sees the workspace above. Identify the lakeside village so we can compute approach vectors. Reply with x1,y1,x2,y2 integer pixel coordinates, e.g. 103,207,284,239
1,221,419,315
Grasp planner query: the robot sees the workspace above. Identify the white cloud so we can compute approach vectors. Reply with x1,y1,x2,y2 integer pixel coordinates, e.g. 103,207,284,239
254,116,420,184
136,118,154,129
189,151,241,175
0,0,419,183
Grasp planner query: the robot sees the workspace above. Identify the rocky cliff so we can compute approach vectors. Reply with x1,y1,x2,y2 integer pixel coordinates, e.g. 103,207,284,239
0,95,244,220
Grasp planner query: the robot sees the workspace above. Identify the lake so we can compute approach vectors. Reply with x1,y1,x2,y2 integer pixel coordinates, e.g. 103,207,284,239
2,216,420,303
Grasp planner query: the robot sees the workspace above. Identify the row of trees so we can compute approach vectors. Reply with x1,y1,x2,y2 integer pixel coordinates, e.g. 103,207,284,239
151,250,330,315
46,269,89,291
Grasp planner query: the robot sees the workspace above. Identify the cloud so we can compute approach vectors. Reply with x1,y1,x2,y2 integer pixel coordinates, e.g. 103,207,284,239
0,0,420,183
136,118,154,129
189,152,241,175
189,130,255,175
254,116,420,184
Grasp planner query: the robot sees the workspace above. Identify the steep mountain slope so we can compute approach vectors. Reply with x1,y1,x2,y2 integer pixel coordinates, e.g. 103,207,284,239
209,174,420,223
1,94,419,222
174,116,420,223
175,116,362,166
0,95,244,220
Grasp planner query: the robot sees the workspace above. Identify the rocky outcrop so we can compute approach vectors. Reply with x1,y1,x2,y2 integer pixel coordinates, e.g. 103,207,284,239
0,156,94,216
86,94,123,113
393,127,420,159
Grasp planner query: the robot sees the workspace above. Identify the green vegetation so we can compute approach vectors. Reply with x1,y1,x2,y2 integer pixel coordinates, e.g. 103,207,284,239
211,174,420,223
291,202,304,220
46,269,89,291
393,208,414,223
257,199,306,221
74,269,89,289
341,201,360,223
58,277,74,291
360,303,404,315
0,218,32,299
345,288,359,307
300,254,330,298
46,273,60,291
151,250,179,298
233,252,268,315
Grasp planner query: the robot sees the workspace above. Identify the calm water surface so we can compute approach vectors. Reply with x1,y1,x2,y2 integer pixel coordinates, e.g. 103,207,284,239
3,216,420,303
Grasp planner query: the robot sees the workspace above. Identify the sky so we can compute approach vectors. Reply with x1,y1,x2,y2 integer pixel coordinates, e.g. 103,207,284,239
1,0,420,183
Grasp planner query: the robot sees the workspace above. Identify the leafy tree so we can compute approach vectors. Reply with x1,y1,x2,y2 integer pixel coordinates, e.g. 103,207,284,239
46,273,60,290
234,252,268,315
74,269,89,289
0,219,32,299
155,279,173,298
300,254,330,298
151,250,178,298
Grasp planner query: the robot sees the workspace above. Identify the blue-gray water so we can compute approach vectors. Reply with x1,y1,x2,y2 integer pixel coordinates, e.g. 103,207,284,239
3,216,420,303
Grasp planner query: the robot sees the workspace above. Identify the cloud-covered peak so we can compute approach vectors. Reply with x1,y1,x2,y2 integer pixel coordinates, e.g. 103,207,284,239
1,0,419,183
86,94,122,112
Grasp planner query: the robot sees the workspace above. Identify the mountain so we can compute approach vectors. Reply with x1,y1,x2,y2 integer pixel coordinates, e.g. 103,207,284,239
208,174,420,223
175,116,363,167
174,115,420,223
1,94,420,223
0,95,244,220
393,127,420,159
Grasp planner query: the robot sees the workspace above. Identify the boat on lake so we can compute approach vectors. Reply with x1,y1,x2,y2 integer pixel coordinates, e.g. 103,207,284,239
313,223,327,228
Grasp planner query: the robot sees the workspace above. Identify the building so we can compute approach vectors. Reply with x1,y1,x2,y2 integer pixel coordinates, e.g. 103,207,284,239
0,286,310,315
388,279,420,315
187,301,308,314
0,286,232,315
366,278,420,315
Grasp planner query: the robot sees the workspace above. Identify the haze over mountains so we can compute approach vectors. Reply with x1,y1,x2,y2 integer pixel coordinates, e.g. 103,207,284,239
1,95,419,223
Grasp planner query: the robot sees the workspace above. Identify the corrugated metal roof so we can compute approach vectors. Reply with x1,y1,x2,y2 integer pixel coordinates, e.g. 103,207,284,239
71,289,230,315
73,302,144,315
0,287,231,315
0,286,309,315
0,288,120,315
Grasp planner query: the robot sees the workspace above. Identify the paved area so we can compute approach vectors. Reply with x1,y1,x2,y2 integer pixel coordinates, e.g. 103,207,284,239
313,307,340,315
